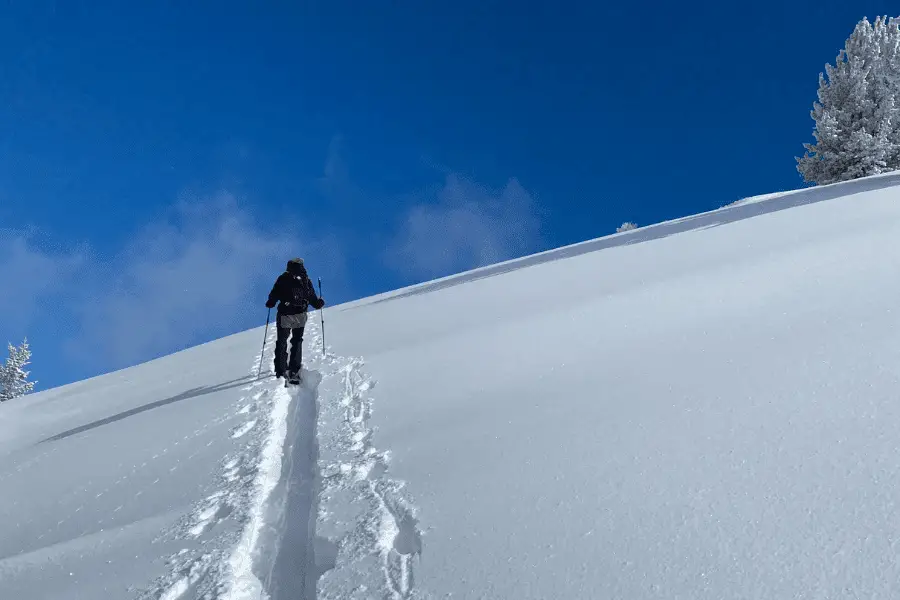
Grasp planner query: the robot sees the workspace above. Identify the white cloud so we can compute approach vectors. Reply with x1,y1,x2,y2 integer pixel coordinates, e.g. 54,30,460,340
1,146,540,382
317,134,366,210
0,230,86,340
386,174,542,280
322,134,349,189
66,192,344,370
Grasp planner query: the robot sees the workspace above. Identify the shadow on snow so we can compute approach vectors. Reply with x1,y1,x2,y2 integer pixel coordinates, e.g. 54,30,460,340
40,375,259,443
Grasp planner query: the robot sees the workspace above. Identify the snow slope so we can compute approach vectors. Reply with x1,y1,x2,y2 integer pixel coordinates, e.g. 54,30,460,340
325,172,900,599
4,172,900,598
0,326,306,599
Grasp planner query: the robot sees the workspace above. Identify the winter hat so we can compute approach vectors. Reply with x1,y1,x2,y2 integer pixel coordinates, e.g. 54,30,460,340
286,257,305,275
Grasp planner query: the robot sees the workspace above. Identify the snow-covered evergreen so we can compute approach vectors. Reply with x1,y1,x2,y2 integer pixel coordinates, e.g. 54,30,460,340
798,16,900,185
617,221,638,233
0,339,35,402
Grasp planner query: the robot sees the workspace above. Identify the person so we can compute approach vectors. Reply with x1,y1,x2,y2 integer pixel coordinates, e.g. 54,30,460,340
265,258,325,381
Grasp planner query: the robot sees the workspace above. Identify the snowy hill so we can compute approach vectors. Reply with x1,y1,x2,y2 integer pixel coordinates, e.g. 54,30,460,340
4,172,900,599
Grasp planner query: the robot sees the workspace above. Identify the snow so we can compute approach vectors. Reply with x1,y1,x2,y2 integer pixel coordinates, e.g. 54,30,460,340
5,172,900,598
221,385,290,600
159,577,189,600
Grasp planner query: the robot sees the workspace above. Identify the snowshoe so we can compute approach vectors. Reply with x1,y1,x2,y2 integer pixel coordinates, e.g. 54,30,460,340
286,370,302,386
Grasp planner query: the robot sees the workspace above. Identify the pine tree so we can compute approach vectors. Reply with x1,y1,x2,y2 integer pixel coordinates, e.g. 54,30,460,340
0,339,35,402
797,17,900,185
617,222,638,233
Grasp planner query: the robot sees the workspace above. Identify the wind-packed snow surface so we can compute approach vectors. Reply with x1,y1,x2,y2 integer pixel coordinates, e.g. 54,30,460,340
4,173,900,598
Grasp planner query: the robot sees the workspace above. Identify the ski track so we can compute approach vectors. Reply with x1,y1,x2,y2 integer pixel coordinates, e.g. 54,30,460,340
136,325,285,600
136,319,423,600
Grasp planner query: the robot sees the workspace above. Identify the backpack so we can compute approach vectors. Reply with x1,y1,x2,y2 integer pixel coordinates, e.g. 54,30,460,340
283,273,312,311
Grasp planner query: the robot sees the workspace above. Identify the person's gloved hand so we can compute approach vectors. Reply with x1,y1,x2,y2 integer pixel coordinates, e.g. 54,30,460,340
266,299,277,309
313,298,325,310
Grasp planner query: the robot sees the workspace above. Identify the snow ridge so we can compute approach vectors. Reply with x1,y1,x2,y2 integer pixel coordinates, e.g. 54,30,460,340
315,356,424,599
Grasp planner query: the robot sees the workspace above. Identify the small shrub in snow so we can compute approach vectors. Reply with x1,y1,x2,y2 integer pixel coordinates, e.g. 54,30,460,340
0,339,35,402
617,222,638,233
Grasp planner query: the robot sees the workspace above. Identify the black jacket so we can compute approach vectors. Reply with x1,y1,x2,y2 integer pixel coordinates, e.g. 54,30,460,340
267,266,323,315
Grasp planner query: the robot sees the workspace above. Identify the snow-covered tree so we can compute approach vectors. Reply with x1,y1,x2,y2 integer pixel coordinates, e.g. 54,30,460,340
0,339,35,402
617,221,638,233
797,16,900,185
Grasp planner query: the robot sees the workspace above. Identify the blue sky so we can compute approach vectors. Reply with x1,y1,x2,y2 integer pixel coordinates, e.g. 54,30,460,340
1,1,895,390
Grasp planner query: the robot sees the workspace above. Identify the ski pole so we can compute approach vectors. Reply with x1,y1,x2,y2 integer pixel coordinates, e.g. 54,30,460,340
257,308,271,378
318,277,326,356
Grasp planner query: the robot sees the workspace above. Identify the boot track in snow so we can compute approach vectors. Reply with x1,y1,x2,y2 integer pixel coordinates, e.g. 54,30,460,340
313,356,424,599
137,321,424,600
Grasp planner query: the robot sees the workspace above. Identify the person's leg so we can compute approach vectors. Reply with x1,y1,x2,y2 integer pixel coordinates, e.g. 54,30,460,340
274,324,290,376
288,326,305,375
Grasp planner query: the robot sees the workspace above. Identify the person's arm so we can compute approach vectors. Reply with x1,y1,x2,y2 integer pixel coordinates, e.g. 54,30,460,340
306,276,325,309
266,275,284,308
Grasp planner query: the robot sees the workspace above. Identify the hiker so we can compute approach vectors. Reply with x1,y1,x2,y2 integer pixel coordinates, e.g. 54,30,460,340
265,258,325,383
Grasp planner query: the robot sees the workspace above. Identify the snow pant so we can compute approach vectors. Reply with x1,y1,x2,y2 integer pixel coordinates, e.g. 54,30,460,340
274,325,305,375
